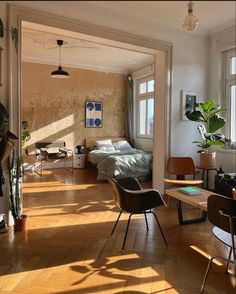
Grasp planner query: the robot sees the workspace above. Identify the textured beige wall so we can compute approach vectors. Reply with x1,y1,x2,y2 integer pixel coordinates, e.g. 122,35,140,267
22,62,127,152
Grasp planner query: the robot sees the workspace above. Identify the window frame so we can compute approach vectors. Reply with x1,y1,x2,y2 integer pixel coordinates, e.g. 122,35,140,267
224,48,236,144
135,75,155,139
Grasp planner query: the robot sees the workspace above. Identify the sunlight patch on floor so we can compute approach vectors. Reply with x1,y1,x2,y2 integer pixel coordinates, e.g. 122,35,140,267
190,245,224,266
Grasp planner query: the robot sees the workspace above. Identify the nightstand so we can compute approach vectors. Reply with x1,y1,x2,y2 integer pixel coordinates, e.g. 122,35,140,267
73,154,86,169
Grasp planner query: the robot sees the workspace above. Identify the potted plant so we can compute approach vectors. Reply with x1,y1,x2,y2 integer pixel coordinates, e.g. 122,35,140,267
0,17,18,53
8,150,27,231
22,120,31,154
185,100,226,168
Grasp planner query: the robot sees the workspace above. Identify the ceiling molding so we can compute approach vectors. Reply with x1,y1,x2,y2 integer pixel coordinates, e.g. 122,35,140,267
22,57,130,74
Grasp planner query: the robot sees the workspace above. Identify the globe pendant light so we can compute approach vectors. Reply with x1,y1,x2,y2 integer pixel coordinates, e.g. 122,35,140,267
51,40,70,78
183,1,198,32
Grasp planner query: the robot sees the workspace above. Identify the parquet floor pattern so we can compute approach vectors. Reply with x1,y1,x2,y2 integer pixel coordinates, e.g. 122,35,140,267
0,168,235,294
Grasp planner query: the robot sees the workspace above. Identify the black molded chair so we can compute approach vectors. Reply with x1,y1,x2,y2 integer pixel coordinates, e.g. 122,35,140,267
201,194,236,293
103,172,168,251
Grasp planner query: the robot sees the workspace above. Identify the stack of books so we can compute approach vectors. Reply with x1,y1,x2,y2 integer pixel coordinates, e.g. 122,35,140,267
178,186,202,196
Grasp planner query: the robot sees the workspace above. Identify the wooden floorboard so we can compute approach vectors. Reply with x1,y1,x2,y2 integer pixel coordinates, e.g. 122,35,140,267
0,168,235,293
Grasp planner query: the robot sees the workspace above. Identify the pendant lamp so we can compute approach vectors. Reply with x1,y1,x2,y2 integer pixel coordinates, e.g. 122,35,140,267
51,40,70,78
183,1,198,32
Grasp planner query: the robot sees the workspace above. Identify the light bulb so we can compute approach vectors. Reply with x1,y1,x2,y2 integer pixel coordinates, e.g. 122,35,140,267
183,14,198,31
183,1,198,32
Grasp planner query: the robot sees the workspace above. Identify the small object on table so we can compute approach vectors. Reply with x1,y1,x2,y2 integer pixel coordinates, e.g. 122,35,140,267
178,186,203,195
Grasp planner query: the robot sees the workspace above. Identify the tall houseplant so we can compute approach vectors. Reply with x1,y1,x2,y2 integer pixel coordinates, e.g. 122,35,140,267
185,100,226,168
22,120,31,153
8,150,27,231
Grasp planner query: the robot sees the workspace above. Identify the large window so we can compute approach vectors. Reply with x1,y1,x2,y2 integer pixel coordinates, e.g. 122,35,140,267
136,76,154,138
224,49,236,143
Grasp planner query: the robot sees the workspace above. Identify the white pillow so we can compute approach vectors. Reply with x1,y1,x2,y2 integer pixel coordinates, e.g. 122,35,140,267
113,140,132,150
98,145,115,151
96,139,114,151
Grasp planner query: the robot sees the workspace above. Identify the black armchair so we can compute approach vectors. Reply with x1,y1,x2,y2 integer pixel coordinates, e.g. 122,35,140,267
103,172,168,251
35,141,73,175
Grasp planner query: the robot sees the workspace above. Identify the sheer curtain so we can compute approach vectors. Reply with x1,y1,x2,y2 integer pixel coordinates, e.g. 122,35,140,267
126,75,135,147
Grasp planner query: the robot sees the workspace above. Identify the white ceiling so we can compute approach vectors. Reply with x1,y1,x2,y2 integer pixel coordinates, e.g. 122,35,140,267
22,23,154,74
18,1,235,73
11,1,236,36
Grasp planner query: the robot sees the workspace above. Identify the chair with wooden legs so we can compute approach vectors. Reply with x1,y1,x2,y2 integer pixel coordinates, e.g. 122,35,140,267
201,194,236,293
103,172,168,251
164,157,204,225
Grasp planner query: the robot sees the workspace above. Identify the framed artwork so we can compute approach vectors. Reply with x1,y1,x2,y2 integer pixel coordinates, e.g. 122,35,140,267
85,101,103,128
0,47,2,87
181,90,198,120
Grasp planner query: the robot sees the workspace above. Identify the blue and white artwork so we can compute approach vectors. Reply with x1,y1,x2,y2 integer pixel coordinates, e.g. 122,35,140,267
85,101,103,128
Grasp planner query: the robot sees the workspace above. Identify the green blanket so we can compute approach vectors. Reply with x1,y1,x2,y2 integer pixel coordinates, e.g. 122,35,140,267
89,148,152,181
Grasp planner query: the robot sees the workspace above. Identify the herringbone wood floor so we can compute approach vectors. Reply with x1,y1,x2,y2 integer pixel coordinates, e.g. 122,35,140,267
0,168,235,294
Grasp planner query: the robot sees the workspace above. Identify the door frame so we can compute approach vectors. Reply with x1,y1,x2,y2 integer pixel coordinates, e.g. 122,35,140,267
8,4,172,192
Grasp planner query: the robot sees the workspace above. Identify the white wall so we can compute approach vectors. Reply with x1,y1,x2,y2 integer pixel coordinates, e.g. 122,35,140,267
129,29,208,161
0,3,9,221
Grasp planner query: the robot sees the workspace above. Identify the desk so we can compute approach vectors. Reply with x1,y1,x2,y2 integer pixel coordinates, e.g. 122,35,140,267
165,187,214,225
197,166,217,190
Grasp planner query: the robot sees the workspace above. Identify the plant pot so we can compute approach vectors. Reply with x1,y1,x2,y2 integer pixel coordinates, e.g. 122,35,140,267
14,214,27,232
200,151,216,169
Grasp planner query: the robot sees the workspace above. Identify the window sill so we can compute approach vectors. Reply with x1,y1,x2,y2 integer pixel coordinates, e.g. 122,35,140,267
216,148,236,154
135,136,153,140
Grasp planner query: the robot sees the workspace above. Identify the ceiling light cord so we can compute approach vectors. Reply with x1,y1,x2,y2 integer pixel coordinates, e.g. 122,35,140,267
59,44,62,67
51,39,70,79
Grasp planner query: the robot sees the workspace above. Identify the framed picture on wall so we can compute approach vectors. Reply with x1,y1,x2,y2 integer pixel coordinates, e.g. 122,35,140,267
181,90,198,120
85,101,103,128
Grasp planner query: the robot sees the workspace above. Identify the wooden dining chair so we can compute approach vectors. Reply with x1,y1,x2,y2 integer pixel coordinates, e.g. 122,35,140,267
164,157,205,224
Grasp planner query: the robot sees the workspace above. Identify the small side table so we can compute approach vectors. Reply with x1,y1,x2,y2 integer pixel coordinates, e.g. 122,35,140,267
197,166,217,190
73,153,86,169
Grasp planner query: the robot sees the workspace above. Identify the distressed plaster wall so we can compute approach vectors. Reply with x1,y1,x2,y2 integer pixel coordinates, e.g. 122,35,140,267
22,62,127,154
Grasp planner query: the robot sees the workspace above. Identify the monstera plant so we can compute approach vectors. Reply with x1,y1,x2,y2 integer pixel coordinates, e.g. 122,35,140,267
185,100,226,168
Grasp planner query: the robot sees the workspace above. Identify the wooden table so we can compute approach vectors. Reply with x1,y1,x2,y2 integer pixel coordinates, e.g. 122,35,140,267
165,187,214,225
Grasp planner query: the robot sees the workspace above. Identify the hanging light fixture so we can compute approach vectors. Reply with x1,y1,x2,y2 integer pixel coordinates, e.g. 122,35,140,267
183,1,198,32
51,40,70,78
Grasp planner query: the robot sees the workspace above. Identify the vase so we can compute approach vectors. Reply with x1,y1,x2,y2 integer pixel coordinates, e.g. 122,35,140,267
14,214,28,232
200,151,216,169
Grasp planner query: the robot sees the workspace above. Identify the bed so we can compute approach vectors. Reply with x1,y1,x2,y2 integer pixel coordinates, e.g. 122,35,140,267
85,137,152,181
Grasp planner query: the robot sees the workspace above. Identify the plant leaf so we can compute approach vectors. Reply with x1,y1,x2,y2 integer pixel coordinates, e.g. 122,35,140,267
0,18,4,38
199,101,217,113
185,110,205,122
11,27,18,54
208,114,226,132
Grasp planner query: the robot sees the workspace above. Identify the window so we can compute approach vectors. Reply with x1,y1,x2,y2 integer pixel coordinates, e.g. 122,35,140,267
136,77,154,138
224,49,236,144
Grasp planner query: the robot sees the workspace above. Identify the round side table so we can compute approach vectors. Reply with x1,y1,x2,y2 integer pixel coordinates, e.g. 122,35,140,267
197,166,217,190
